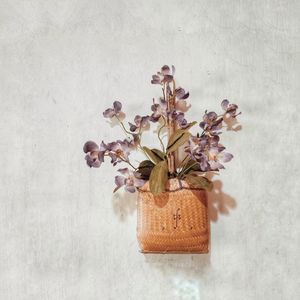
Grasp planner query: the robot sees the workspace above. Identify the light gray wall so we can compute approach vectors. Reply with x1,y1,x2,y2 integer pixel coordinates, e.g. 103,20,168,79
0,1,299,299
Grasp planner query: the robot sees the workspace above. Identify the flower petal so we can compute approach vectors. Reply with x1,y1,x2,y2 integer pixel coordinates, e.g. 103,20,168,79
207,111,217,121
140,116,150,128
83,141,99,153
151,75,161,84
115,175,126,187
85,154,101,168
129,122,138,132
134,115,142,125
163,74,173,83
176,100,190,112
150,113,161,122
133,172,146,187
113,101,122,113
161,65,170,75
221,99,229,110
175,87,185,99
199,121,207,130
209,161,224,170
171,65,176,75
103,108,115,118
99,141,107,151
125,185,136,193
117,168,130,175
219,152,233,163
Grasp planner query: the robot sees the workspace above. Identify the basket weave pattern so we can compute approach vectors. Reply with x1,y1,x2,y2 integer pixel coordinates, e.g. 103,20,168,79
137,179,209,253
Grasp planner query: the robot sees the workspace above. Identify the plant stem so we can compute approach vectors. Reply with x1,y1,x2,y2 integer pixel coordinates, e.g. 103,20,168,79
115,115,133,136
178,155,189,170
126,160,137,170
136,140,154,163
178,162,199,179
157,116,166,153
120,157,137,170
166,80,177,175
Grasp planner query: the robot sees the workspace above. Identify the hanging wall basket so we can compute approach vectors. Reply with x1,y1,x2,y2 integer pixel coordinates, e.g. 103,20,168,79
137,179,209,253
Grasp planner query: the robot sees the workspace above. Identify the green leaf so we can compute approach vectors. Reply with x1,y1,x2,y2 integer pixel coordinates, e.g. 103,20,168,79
137,160,155,180
166,129,191,154
181,159,201,175
143,147,165,164
185,174,213,191
149,160,168,195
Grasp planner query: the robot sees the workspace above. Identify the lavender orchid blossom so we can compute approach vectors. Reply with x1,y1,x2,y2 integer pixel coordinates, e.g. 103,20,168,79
175,87,189,100
83,65,241,194
221,99,240,117
185,137,210,171
200,111,223,135
103,101,123,119
83,141,106,168
150,98,168,122
106,140,131,166
207,147,233,171
173,111,189,129
129,115,150,132
114,168,146,193
151,65,175,85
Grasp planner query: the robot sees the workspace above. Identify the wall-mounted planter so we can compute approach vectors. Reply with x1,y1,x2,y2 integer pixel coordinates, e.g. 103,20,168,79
137,179,209,253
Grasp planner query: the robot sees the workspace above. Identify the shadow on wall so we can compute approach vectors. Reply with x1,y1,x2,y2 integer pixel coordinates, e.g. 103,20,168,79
112,191,137,222
207,179,237,222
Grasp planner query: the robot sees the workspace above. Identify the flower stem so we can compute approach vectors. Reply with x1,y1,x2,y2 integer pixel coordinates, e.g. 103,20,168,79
126,160,137,170
115,116,133,136
157,116,166,153
120,157,137,170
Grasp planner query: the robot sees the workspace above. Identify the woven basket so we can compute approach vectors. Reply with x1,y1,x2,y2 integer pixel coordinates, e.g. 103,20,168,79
137,178,209,253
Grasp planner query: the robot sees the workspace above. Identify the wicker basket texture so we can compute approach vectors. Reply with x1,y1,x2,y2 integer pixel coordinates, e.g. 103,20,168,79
137,179,209,253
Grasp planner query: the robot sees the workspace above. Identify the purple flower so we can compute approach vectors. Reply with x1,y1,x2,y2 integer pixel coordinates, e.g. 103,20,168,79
151,65,175,85
103,101,123,118
106,139,131,166
129,115,150,132
199,135,223,151
175,87,189,100
221,99,240,117
185,134,230,172
83,141,107,168
150,98,168,122
185,136,210,171
200,111,223,134
114,168,146,193
173,111,189,129
207,147,233,171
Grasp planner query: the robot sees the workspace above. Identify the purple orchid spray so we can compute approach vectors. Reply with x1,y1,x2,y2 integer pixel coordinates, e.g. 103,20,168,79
83,65,241,195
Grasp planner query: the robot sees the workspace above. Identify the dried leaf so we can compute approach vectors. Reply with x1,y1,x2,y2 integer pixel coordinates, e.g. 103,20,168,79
184,121,197,130
137,160,155,180
181,159,201,175
185,174,213,191
166,129,191,154
149,160,168,195
143,147,165,164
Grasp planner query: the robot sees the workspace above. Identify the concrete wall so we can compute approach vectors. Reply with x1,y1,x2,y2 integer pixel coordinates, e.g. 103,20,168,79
0,1,299,299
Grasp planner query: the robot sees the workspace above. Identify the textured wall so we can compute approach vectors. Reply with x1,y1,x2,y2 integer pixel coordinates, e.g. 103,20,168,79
0,1,299,299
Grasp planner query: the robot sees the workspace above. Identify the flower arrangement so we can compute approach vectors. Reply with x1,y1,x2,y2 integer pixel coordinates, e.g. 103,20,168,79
83,65,241,196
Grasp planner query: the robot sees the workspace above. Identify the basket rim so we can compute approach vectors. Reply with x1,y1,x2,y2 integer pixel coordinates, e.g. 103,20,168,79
138,178,207,193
